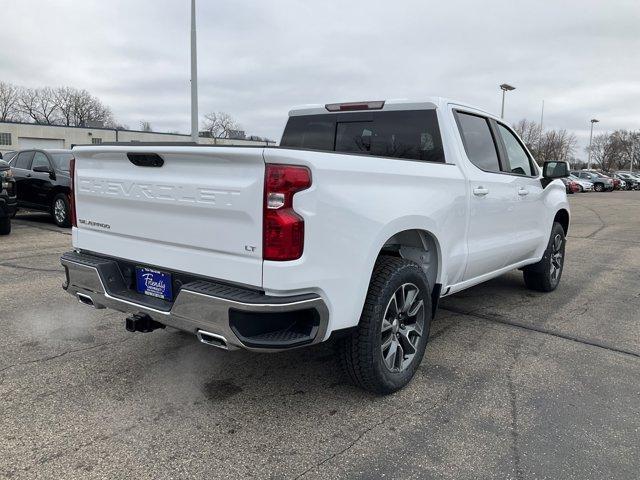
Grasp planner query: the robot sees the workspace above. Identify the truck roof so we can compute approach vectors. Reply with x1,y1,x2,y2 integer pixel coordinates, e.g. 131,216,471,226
288,97,495,118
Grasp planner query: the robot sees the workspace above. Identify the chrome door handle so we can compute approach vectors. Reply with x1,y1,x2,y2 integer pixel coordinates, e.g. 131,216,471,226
473,187,489,196
518,188,529,196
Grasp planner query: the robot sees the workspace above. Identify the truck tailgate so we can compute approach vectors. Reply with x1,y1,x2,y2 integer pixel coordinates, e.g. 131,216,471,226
72,145,265,287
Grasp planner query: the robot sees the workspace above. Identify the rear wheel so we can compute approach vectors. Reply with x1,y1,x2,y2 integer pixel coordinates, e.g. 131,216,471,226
338,256,431,394
523,222,565,292
51,193,71,228
0,217,10,235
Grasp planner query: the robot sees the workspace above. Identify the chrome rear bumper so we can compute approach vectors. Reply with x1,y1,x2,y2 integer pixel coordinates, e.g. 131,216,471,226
61,251,329,351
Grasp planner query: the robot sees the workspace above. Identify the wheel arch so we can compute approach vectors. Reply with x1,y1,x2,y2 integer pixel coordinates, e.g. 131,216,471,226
376,228,442,295
554,208,570,235
49,186,71,205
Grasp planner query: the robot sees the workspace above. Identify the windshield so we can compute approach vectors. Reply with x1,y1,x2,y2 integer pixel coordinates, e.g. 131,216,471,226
50,153,73,172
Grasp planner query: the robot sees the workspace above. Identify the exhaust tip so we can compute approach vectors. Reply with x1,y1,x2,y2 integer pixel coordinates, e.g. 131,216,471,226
196,330,228,350
77,293,95,308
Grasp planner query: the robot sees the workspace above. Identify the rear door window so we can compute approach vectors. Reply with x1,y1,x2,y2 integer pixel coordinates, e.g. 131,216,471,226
14,151,34,170
455,112,501,173
281,110,445,163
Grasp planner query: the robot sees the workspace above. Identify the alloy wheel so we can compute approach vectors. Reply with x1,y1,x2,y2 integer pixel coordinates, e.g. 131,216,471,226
550,233,564,283
380,283,425,372
54,198,67,225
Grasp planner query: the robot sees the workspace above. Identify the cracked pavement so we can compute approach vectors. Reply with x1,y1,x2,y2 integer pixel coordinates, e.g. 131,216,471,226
1,195,639,479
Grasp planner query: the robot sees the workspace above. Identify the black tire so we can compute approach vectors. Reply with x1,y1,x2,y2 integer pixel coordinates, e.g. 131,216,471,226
51,193,71,228
578,185,584,193
523,222,566,292
594,183,604,192
338,255,432,394
0,217,10,235
11,208,17,218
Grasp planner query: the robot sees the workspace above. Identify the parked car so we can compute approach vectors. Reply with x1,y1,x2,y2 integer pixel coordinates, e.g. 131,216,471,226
9,149,74,227
568,174,594,192
572,170,614,192
0,159,17,235
61,98,570,394
561,177,580,194
613,172,639,190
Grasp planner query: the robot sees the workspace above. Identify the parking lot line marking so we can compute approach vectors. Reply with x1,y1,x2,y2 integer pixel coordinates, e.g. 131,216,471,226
440,306,640,359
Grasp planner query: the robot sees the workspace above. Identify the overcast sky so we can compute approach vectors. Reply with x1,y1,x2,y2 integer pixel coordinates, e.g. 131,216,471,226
2,0,639,157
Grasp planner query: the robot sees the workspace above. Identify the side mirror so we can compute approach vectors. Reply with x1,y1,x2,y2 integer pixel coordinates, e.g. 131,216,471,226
542,161,569,179
33,165,53,174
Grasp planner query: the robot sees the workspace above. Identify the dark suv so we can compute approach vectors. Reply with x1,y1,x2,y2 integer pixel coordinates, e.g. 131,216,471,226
0,159,17,235
8,149,74,227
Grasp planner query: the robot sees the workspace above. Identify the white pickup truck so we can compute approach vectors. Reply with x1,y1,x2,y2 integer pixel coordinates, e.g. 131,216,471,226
61,98,570,393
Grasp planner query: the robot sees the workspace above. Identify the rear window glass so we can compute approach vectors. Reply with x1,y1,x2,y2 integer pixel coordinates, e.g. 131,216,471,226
281,110,445,163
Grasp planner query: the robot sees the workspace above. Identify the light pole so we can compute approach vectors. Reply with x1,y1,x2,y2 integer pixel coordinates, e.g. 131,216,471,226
587,118,599,170
500,83,515,119
190,0,199,143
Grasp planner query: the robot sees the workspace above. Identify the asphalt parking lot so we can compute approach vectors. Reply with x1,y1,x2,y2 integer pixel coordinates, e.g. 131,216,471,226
1,193,639,480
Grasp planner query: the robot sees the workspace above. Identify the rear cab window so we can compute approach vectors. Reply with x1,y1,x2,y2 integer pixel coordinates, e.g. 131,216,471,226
281,110,446,163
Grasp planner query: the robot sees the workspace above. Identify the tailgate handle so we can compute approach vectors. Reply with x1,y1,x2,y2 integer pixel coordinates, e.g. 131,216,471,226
127,153,164,167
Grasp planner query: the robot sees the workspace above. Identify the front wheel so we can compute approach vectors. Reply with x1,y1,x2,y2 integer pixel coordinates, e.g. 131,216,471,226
0,217,10,235
523,222,566,292
51,193,71,228
338,256,432,394
594,183,604,192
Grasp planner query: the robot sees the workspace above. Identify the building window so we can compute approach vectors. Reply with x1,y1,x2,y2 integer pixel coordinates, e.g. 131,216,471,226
92,137,102,144
0,132,11,145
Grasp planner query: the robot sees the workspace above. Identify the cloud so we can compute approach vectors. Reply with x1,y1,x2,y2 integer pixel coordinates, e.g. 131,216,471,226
1,0,639,156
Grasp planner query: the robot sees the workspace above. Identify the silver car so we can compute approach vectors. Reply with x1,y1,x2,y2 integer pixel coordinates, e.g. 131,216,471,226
568,174,594,192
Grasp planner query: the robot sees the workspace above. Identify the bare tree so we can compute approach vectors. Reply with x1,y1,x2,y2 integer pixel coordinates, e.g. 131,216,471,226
3,83,116,128
201,112,241,139
139,121,152,132
17,87,60,124
587,133,616,171
53,86,78,126
513,119,541,153
73,90,113,127
586,130,640,171
0,81,20,121
513,119,577,164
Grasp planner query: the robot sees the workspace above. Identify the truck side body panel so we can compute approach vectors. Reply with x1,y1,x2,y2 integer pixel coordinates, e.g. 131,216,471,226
261,147,468,334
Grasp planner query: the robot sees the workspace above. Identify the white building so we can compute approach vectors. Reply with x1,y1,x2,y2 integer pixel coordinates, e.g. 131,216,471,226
0,121,274,154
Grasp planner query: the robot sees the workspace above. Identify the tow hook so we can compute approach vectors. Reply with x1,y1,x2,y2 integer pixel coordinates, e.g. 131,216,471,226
125,313,165,333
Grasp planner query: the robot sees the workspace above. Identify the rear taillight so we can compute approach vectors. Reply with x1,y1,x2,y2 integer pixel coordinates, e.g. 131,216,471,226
69,157,77,228
263,164,311,261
